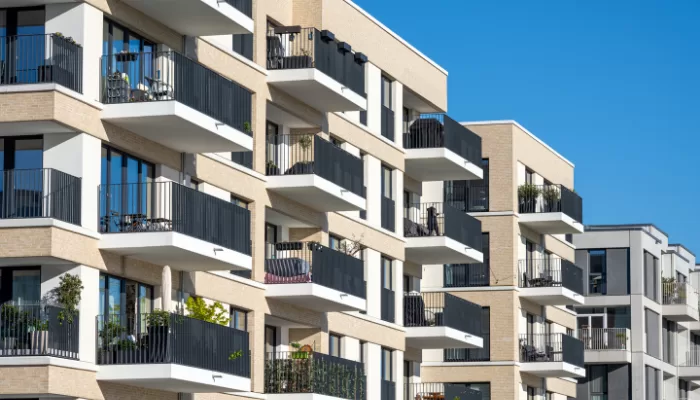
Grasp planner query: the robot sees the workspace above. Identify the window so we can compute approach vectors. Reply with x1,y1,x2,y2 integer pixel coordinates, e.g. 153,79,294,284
0,136,43,170
103,19,155,57
403,275,411,293
381,256,395,323
330,136,344,148
329,333,341,357
382,257,393,291
525,168,534,185
330,235,342,251
567,328,574,337
381,75,392,109
644,251,659,301
265,325,277,357
589,365,608,399
232,33,253,60
0,8,46,84
231,195,248,209
188,178,200,190
463,383,490,400
677,272,687,283
444,307,490,362
589,249,607,294
381,347,393,381
98,273,153,336
0,267,41,304
231,308,247,331
381,165,393,199
402,107,410,133
265,121,279,169
527,387,536,400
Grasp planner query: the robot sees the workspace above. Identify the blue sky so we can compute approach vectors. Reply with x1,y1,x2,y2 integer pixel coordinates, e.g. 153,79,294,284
355,0,700,253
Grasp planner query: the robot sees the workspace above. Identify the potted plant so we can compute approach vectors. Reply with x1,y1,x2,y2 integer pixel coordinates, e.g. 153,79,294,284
0,304,24,354
615,332,627,349
266,160,280,175
145,309,170,362
54,274,83,325
290,342,309,359
518,184,541,213
27,316,49,355
185,297,230,326
98,319,125,364
541,185,560,212
298,134,313,151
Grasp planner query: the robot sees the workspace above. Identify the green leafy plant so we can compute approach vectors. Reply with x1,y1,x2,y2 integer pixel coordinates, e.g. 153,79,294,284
243,122,251,133
54,274,83,325
99,320,125,348
185,297,230,326
27,317,49,332
298,134,313,150
266,160,278,171
542,186,560,202
229,349,244,360
54,32,81,47
290,342,310,359
145,309,171,327
518,183,541,200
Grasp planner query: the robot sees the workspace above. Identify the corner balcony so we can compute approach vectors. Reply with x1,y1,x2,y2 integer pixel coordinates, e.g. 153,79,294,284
264,242,366,312
579,328,631,364
519,333,585,378
662,282,699,322
518,258,585,306
265,134,365,212
119,0,253,36
266,27,367,112
265,351,365,400
518,184,583,234
404,292,483,349
98,181,252,272
96,312,250,393
679,351,700,380
403,114,483,182
100,51,253,153
406,383,482,400
404,202,483,264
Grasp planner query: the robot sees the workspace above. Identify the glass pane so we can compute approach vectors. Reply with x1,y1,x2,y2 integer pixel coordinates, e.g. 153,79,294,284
108,276,122,315
11,269,40,304
17,9,45,34
232,310,246,330
382,349,392,380
14,138,43,170
99,274,106,314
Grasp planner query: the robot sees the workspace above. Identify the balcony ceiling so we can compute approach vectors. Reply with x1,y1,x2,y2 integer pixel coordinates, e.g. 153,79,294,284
405,237,483,265
266,175,366,212
265,283,366,312
268,69,367,113
97,364,250,393
518,213,584,235
405,326,483,349
405,148,483,182
519,287,585,306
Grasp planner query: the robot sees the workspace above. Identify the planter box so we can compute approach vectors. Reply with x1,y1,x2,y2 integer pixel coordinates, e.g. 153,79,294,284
28,331,48,355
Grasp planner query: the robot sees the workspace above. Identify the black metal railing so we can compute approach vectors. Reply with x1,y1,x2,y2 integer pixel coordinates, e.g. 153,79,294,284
404,292,481,336
403,114,482,166
381,196,395,232
406,383,482,400
444,263,490,287
0,34,83,93
519,333,584,367
265,351,365,399
266,27,366,97
381,288,395,323
101,50,252,135
381,106,395,141
264,242,365,299
444,334,491,362
381,380,396,400
404,202,482,251
359,186,367,220
225,0,253,17
518,258,584,295
98,181,251,255
518,184,583,223
0,168,82,225
265,134,364,197
96,312,250,377
445,183,489,213
0,302,79,359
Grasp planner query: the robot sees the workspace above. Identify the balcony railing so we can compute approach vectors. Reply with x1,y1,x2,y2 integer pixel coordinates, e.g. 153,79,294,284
403,114,482,166
264,351,365,399
518,184,583,223
381,196,395,231
404,202,483,250
225,0,253,17
0,34,83,93
682,350,700,367
406,383,482,400
663,281,699,307
100,50,253,134
381,288,395,323
96,312,250,377
444,335,490,362
404,292,481,336
381,380,395,400
265,133,364,197
98,181,252,255
381,106,395,141
264,242,365,299
444,263,490,287
445,184,489,213
519,333,584,367
0,302,79,359
0,168,82,225
518,258,584,295
578,328,630,350
266,27,367,97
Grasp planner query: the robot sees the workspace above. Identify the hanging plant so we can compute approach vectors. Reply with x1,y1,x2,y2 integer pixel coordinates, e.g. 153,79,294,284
54,274,83,325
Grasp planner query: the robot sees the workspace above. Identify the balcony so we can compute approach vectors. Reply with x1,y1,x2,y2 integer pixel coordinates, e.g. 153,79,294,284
579,328,631,364
119,0,253,36
266,27,367,112
264,242,366,312
96,312,250,392
679,351,700,380
404,292,483,349
406,383,482,400
404,202,483,264
265,134,365,212
517,258,585,306
517,184,583,234
662,282,699,322
403,114,483,182
265,351,365,400
100,51,253,153
0,302,79,360
519,333,585,378
98,181,252,272
444,263,489,288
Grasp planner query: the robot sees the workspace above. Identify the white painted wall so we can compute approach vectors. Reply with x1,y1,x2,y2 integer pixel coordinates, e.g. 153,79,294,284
392,81,404,148
366,155,381,227
365,249,381,318
342,336,360,362
394,350,404,400
199,182,230,201
393,260,403,326
365,342,381,400
392,169,403,235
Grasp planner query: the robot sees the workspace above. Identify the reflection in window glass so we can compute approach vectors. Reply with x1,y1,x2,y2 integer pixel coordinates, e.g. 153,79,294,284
329,334,341,357
381,347,393,381
12,269,40,304
231,308,247,331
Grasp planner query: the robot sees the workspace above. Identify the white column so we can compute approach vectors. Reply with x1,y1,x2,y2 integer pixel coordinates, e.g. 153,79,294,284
365,63,382,135
365,343,382,400
393,260,404,326
393,170,404,235
366,155,381,227
162,265,172,312
392,81,404,148
421,181,444,203
342,336,360,362
366,249,381,318
394,350,404,400
198,182,229,201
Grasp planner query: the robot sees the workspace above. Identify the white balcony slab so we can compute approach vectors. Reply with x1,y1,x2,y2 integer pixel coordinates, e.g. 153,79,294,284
102,101,253,153
520,361,585,378
405,148,483,182
120,0,253,35
99,231,252,272
0,0,76,5
584,349,632,364
265,283,366,312
519,287,585,306
405,326,483,349
97,364,250,393
518,212,584,235
266,175,366,212
679,366,700,380
267,69,367,112
662,304,699,322
405,236,483,265
268,394,352,400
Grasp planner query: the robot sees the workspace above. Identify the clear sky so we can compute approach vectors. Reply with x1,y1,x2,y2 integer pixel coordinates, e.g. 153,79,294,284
354,0,700,254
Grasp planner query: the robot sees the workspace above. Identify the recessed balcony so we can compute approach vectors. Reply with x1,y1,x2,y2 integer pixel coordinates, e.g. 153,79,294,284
100,51,253,153
518,258,585,306
406,383,482,400
403,114,483,182
119,0,253,36
265,133,365,212
518,184,583,234
404,202,483,264
579,328,631,364
98,181,252,272
96,312,250,393
266,27,367,112
264,242,366,312
519,333,585,378
404,292,483,349
662,282,699,322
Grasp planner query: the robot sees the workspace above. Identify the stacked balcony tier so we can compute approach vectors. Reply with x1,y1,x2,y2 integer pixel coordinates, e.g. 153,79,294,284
404,292,483,349
518,258,585,306
406,383,482,400
662,281,699,322
518,184,583,234
519,333,585,378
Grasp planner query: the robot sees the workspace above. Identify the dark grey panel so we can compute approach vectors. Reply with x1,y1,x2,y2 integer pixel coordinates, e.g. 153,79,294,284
607,248,629,295
576,375,589,400
576,249,590,296
646,309,660,358
609,364,630,400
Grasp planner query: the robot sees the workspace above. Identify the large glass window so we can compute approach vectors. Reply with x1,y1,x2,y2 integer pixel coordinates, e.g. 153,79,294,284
381,347,393,381
589,365,608,399
589,249,607,295
381,165,392,200
644,251,659,302
231,308,247,331
0,8,46,85
0,267,40,304
329,333,341,357
381,76,392,109
98,273,153,337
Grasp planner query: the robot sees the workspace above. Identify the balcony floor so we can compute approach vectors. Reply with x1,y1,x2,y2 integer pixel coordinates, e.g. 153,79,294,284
266,175,366,212
520,362,585,378
405,236,483,265
662,304,699,322
518,212,584,235
97,364,250,393
406,326,483,349
405,148,483,182
519,287,585,306
265,283,366,312
268,69,367,112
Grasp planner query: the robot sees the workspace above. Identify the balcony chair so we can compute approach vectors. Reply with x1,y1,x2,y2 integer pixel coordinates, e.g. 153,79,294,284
264,242,312,284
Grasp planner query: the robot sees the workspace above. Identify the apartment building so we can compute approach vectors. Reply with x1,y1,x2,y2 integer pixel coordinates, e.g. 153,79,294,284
417,121,586,400
574,224,700,400
0,1,490,400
